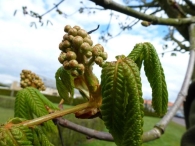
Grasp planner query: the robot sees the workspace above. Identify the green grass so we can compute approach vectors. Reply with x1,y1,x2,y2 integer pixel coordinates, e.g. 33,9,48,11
0,107,14,124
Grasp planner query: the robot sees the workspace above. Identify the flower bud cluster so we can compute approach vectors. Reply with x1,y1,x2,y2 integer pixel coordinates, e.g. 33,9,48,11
20,70,45,91
58,25,108,76
92,44,107,66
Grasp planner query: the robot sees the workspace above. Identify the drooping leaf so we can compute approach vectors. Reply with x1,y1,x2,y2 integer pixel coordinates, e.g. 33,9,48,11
127,43,144,70
55,67,74,103
127,42,168,116
143,43,168,116
101,56,143,146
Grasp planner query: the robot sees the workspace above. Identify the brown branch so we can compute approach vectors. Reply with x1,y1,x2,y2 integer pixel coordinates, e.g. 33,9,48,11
58,118,114,141
184,0,195,10
90,0,195,26
57,117,165,143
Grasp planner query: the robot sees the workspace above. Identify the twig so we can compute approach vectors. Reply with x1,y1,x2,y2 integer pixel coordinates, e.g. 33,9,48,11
40,0,65,17
58,118,114,141
87,25,100,34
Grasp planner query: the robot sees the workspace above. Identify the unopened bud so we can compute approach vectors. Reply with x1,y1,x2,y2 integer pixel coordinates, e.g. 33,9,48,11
77,29,87,38
66,51,77,60
64,25,71,33
69,60,78,68
83,37,93,46
72,36,83,49
68,28,77,36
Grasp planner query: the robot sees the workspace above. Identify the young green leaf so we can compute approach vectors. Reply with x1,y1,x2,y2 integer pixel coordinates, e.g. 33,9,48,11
101,56,143,146
14,89,33,119
24,87,58,132
127,42,168,116
143,43,168,116
55,67,74,103
0,118,34,146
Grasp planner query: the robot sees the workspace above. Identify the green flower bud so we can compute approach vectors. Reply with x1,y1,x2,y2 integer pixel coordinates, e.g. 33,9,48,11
63,34,69,40
69,60,78,68
73,25,81,31
141,21,151,27
33,80,39,84
63,61,70,70
100,52,108,60
27,81,31,86
41,86,46,91
59,42,64,51
64,25,71,33
58,52,66,64
62,40,71,49
95,56,103,66
86,51,92,58
92,45,102,56
37,82,41,87
21,74,25,79
95,44,104,51
23,83,27,88
83,37,93,46
66,51,77,60
65,48,71,52
68,28,77,36
27,74,32,79
71,70,79,77
80,42,91,53
77,29,87,38
72,36,83,49
68,35,74,42
24,79,29,83
77,64,85,74
35,75,39,79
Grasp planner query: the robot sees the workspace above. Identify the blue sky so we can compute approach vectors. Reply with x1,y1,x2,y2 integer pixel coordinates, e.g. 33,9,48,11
0,0,190,102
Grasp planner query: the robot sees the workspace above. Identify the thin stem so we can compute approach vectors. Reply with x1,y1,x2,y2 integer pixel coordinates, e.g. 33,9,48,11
40,0,65,17
22,102,90,127
58,118,114,141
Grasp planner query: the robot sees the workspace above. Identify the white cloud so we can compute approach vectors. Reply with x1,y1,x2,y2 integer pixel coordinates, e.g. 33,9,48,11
0,0,190,102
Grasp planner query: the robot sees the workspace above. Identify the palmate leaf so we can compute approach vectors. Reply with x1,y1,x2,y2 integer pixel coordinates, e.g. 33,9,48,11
101,56,143,146
128,42,168,116
55,67,74,103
